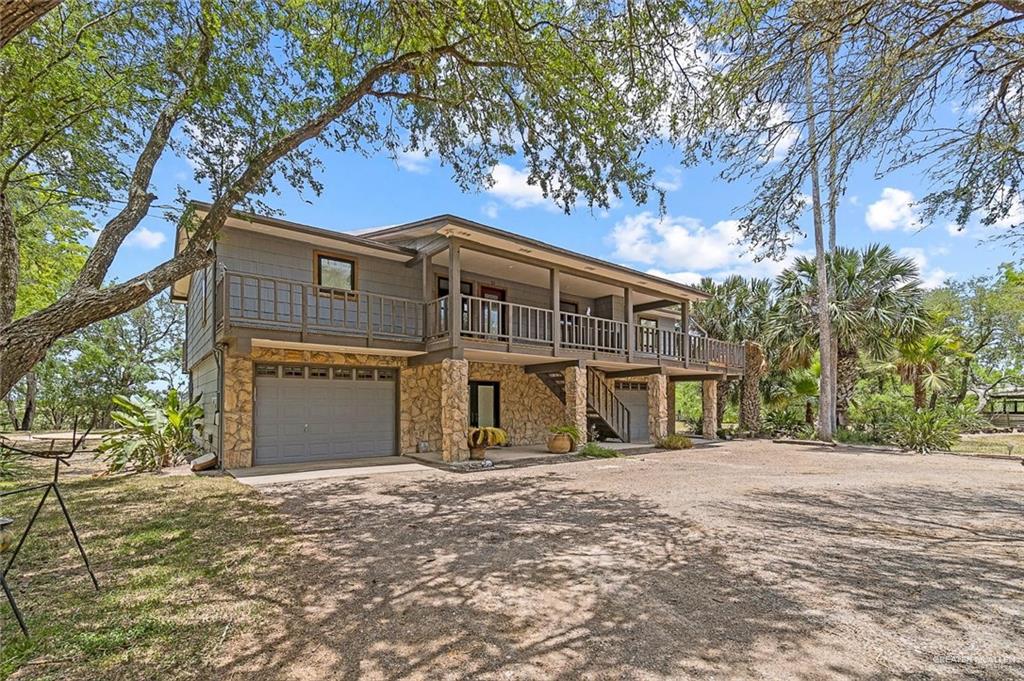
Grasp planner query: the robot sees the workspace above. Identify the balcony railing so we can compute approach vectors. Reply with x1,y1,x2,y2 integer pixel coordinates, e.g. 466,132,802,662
219,272,745,371
224,272,424,341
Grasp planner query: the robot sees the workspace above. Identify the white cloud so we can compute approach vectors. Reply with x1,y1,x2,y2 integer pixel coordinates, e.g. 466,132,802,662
765,104,798,163
481,202,499,219
946,222,966,237
607,211,800,282
395,148,430,174
654,167,683,193
866,187,920,232
486,163,555,210
645,268,703,286
125,227,167,250
992,192,1023,229
898,247,951,289
848,195,860,207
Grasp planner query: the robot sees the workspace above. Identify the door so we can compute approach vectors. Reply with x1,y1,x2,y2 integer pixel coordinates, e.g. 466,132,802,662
254,364,397,465
479,286,507,337
469,381,500,428
614,381,649,442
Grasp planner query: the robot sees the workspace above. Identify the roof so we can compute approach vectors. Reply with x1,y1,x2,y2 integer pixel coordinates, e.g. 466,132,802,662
172,204,710,303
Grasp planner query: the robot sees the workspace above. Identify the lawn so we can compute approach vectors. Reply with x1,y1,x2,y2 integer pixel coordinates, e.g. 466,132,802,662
954,432,1024,457
0,463,294,680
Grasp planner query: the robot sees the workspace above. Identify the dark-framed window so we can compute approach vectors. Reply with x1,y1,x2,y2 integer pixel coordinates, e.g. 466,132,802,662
469,380,500,428
316,254,355,290
559,300,579,314
437,276,473,298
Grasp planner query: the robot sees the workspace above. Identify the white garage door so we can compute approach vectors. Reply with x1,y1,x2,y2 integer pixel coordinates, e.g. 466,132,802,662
615,381,649,443
254,364,397,465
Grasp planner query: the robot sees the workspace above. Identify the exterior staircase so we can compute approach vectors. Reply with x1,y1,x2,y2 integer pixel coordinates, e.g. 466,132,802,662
533,366,631,442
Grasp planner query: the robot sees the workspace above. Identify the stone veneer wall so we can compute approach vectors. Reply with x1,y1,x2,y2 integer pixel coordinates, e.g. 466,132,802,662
469,362,568,446
646,373,669,442
440,359,470,462
400,362,442,455
563,365,588,444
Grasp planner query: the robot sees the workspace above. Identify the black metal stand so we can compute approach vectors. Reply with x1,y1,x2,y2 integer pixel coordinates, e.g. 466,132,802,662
0,427,99,638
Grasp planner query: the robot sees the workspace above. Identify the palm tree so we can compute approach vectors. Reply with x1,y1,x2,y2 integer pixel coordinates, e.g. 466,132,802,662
893,333,960,410
768,244,928,426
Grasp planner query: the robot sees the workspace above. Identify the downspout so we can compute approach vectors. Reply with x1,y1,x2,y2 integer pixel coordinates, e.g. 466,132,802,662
210,239,226,472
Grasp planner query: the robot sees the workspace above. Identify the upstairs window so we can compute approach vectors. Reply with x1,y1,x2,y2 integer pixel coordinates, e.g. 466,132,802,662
316,254,355,291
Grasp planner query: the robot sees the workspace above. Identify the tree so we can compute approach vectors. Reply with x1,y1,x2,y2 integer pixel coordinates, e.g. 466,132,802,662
769,245,928,426
1,0,701,399
893,333,961,410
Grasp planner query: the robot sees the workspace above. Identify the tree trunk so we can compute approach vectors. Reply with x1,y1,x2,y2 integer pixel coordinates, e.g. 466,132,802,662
0,192,19,332
835,346,859,427
716,379,729,428
4,397,18,430
803,48,835,441
805,400,814,425
952,356,971,405
913,375,926,410
0,0,61,48
19,371,36,430
928,390,938,411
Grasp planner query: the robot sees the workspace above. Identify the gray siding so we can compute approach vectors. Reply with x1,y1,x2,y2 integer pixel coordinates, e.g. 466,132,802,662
185,264,215,369
218,227,421,300
432,265,597,316
191,354,220,455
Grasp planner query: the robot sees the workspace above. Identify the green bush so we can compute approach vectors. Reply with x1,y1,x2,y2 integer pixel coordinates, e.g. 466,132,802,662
578,442,621,458
764,407,805,437
98,390,204,473
0,449,26,480
657,434,693,450
884,409,959,454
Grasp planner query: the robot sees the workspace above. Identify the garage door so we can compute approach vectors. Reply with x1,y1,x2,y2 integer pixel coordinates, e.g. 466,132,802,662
614,381,649,442
254,364,397,465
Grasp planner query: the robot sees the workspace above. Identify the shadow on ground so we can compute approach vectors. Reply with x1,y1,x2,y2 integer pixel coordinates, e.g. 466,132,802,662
217,474,826,680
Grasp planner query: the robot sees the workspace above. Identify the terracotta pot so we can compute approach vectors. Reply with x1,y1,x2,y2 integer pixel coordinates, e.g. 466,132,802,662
469,446,487,460
546,433,574,454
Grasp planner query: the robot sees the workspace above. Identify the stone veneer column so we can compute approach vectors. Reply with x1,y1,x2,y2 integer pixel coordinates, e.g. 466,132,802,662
739,341,766,433
222,352,254,468
701,379,718,439
440,358,470,462
647,373,669,443
563,364,588,446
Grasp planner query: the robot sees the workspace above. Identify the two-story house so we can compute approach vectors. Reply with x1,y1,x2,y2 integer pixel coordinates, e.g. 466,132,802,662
173,203,748,468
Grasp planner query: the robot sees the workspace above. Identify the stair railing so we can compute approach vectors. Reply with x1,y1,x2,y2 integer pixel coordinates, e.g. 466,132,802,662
585,367,631,442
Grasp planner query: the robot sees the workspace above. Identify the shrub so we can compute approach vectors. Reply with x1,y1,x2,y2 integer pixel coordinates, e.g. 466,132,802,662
657,434,693,450
98,390,204,473
884,409,959,454
764,407,805,437
578,442,621,458
548,423,583,447
0,449,25,480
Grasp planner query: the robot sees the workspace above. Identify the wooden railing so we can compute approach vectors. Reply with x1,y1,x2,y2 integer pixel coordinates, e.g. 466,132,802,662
224,272,424,340
587,367,631,442
219,273,744,371
462,295,554,345
560,311,629,354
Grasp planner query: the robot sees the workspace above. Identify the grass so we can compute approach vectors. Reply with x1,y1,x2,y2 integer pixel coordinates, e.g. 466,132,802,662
0,461,295,680
952,432,1024,457
577,442,622,458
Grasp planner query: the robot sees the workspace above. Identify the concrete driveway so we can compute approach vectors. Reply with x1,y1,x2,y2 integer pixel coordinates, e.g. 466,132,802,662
221,440,1024,680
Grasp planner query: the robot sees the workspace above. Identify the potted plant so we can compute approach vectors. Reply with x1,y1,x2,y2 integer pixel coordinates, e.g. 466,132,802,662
467,427,508,460
547,424,583,453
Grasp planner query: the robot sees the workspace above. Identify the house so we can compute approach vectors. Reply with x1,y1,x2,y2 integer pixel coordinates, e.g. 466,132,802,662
981,386,1024,428
173,203,751,468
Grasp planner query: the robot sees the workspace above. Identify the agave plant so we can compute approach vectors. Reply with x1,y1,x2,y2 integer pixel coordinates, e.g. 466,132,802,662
467,426,508,450
98,390,204,472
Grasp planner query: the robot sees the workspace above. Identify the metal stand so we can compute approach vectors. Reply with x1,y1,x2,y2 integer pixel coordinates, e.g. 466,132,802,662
0,426,99,637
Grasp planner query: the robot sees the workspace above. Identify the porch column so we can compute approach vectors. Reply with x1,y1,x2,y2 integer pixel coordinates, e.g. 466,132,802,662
739,341,766,433
449,239,462,347
422,256,432,338
564,363,588,446
222,345,254,468
440,358,470,462
647,373,669,443
681,300,690,367
667,381,677,435
701,379,718,439
550,266,561,353
624,286,634,360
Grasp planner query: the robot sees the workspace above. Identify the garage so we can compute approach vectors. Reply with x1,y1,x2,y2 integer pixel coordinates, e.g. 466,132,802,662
614,381,649,443
254,364,397,465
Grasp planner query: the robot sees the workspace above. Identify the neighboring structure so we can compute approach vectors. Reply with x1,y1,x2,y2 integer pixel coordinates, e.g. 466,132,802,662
174,204,748,467
981,386,1024,428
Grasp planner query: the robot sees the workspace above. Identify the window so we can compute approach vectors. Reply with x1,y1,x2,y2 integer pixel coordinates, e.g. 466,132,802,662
316,254,355,290
437,277,473,297
639,317,658,328
308,367,330,379
255,364,278,377
282,365,305,378
559,300,579,314
333,367,354,380
356,368,375,381
376,368,396,381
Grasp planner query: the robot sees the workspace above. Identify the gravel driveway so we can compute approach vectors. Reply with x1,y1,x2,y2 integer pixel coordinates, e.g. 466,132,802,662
220,441,1024,680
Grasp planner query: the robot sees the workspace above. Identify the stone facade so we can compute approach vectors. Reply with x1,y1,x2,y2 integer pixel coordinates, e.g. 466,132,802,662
647,373,669,442
401,362,442,454
702,379,719,439
221,352,253,469
563,364,588,446
469,362,568,447
440,358,470,462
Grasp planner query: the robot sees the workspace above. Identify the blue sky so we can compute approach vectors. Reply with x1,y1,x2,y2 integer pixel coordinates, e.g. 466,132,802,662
104,135,1019,289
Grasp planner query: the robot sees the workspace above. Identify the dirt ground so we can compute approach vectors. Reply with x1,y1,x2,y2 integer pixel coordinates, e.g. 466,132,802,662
219,440,1024,680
